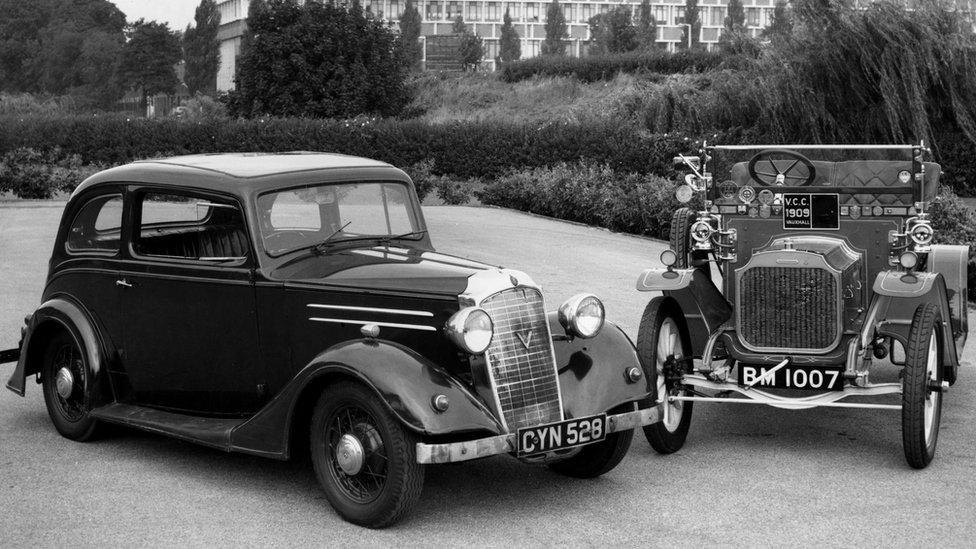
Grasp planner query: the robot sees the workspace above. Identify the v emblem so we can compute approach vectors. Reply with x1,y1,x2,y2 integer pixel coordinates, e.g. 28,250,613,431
516,330,533,350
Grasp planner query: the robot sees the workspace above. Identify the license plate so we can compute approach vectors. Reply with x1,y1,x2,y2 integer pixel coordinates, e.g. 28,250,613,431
516,413,607,457
783,193,839,230
738,363,845,391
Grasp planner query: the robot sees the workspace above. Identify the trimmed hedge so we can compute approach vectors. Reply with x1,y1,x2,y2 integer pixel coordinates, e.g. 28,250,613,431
0,114,698,180
500,50,726,83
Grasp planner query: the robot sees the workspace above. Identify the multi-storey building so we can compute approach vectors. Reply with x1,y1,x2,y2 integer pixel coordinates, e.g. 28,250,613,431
214,0,976,91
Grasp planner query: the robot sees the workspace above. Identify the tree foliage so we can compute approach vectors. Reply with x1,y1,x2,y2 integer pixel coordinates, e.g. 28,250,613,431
183,0,221,95
119,20,182,107
541,0,568,56
232,0,407,117
637,0,659,50
0,0,126,104
453,15,484,71
679,0,701,50
763,1,794,41
588,6,638,55
398,0,423,71
724,0,746,33
498,9,522,64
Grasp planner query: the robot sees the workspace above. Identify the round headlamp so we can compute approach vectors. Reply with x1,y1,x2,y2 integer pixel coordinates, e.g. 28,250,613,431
910,223,933,246
675,185,694,204
660,249,677,267
690,220,714,243
899,251,919,270
558,294,605,339
445,307,493,354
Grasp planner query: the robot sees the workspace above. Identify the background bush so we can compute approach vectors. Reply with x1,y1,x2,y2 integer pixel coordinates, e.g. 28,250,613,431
931,187,976,301
0,147,102,198
500,49,725,83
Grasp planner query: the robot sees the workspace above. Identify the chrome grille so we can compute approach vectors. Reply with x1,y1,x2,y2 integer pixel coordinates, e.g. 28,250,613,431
480,287,563,431
738,266,838,351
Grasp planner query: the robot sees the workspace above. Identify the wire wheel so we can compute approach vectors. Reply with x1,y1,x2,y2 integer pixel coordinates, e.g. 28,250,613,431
326,405,388,504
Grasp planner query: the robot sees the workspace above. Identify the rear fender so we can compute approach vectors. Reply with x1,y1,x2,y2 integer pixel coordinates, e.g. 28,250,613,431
868,270,960,371
229,339,505,458
636,268,731,357
548,313,650,419
5,297,112,406
927,244,969,353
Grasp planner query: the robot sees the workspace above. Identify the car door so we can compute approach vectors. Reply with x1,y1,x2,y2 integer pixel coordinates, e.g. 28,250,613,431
118,187,265,416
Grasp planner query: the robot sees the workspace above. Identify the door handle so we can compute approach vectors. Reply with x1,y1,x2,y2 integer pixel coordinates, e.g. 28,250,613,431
116,279,133,288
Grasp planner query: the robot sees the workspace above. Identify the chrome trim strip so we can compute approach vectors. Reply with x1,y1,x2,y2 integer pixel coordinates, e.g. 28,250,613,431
308,317,436,331
672,395,900,411
306,304,434,317
414,406,662,464
678,374,901,410
710,144,916,151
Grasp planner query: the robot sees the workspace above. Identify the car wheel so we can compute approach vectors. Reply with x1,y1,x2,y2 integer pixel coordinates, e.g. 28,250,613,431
310,381,424,528
670,207,710,278
902,303,944,469
638,297,693,454
547,429,633,479
41,330,100,441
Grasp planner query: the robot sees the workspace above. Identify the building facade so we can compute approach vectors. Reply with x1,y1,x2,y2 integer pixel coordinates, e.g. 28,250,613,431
214,0,976,91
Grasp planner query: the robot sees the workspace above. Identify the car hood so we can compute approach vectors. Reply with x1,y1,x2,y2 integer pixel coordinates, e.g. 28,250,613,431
272,245,499,295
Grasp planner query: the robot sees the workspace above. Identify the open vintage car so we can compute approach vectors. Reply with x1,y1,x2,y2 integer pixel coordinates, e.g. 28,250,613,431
0,153,664,527
635,144,969,468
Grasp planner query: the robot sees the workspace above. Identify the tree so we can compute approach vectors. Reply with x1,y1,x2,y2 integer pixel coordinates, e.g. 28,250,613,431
183,0,221,95
119,19,182,110
718,0,751,54
452,15,483,70
232,0,408,117
452,14,467,34
763,0,794,41
724,0,746,33
637,0,658,50
541,0,568,55
398,0,423,70
589,6,638,54
679,0,701,50
498,9,522,64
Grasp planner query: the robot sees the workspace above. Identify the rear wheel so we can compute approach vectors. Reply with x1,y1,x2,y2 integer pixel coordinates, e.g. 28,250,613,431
310,381,424,528
548,429,633,479
638,297,693,454
41,331,100,441
902,303,944,469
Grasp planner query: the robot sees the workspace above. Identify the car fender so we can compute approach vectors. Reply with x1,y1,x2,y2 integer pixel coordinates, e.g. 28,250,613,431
548,313,650,418
637,268,732,357
867,270,960,372
636,267,696,292
927,244,969,353
5,296,112,406
229,339,505,458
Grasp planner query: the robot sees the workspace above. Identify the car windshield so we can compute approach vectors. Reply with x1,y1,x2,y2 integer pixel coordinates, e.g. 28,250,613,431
257,181,421,256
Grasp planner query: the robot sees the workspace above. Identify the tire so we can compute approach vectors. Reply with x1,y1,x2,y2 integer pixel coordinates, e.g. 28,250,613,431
548,429,633,479
638,297,693,454
670,207,710,277
310,381,424,528
902,303,944,469
41,330,100,441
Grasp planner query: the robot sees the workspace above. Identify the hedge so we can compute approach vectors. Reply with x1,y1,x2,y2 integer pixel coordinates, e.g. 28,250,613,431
0,114,698,180
500,50,727,83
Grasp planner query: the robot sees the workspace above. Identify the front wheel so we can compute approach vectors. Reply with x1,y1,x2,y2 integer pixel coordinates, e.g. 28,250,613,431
638,297,693,454
310,381,424,528
902,303,944,469
548,429,633,478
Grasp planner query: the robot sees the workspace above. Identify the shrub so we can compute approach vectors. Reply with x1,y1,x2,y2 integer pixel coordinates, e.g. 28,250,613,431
0,147,102,198
435,178,475,205
402,159,436,201
500,49,724,83
931,187,976,301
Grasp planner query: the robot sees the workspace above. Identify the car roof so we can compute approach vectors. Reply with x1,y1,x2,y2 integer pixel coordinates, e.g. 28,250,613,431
71,152,410,199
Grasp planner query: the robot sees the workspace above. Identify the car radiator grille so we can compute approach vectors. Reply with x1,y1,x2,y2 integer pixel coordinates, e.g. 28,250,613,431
738,266,838,351
480,287,563,431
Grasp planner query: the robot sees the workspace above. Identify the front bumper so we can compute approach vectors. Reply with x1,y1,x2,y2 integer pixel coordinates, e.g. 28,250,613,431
415,405,662,464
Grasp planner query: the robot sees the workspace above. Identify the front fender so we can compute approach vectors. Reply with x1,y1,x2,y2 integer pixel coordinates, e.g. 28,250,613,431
636,267,696,292
641,269,732,357
229,339,504,457
5,297,110,407
549,313,650,418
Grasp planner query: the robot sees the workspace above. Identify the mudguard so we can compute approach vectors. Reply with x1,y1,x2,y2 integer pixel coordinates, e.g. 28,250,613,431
869,270,960,371
548,313,650,419
637,268,732,357
229,339,505,457
5,296,112,407
928,244,970,352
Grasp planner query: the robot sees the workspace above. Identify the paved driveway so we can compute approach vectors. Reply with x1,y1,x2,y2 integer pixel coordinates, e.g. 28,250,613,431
0,202,973,547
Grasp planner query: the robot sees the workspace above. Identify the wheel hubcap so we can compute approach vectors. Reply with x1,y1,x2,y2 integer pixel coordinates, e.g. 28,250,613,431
657,318,684,432
55,367,75,399
336,433,365,476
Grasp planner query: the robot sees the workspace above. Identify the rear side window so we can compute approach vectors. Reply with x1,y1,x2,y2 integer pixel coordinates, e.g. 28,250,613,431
66,194,123,254
135,192,249,263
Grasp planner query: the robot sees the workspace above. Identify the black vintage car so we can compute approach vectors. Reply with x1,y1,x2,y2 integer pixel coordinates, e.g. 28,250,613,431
1,153,663,528
636,144,969,468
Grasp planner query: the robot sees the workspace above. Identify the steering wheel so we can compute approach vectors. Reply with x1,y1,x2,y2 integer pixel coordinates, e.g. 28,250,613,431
747,149,817,186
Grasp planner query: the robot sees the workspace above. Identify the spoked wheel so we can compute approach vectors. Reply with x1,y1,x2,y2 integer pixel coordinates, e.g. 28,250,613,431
41,331,100,441
902,303,944,469
670,208,711,279
310,382,424,528
638,297,693,454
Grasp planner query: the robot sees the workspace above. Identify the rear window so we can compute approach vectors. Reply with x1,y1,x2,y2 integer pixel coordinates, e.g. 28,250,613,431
66,194,123,255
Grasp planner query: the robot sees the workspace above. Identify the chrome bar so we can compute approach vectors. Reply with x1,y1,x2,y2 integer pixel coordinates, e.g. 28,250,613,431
308,317,437,331
306,303,434,317
708,144,916,151
671,396,901,410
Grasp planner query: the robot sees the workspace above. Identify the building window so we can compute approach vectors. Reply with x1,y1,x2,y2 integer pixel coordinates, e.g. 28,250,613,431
581,4,593,22
526,2,540,22
489,2,501,21
653,6,667,25
447,1,460,20
506,2,521,21
746,7,760,27
709,6,724,27
563,3,575,23
675,7,685,25
390,0,402,18
527,39,540,57
467,2,480,20
427,1,441,19
485,39,499,60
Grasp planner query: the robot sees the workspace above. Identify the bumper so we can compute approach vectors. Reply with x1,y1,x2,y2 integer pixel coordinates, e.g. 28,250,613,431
415,405,662,465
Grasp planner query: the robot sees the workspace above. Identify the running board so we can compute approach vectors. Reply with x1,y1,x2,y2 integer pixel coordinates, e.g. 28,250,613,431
677,375,902,410
90,403,246,451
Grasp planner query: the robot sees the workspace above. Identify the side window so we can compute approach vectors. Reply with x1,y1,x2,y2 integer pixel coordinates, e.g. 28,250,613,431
135,192,249,263
66,194,123,255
